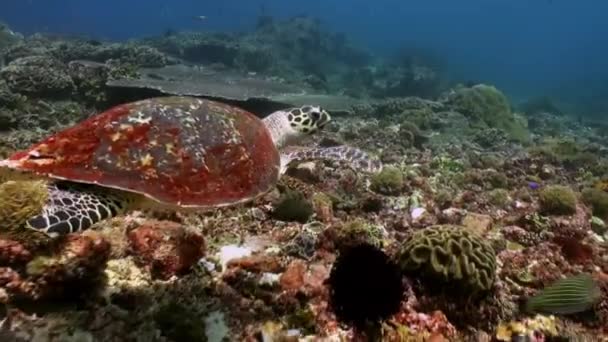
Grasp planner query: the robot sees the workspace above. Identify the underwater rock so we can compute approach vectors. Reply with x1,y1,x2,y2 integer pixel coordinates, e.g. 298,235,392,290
227,254,283,274
143,15,372,93
0,55,74,97
461,212,493,236
105,64,312,107
148,32,260,70
127,219,205,280
67,59,110,105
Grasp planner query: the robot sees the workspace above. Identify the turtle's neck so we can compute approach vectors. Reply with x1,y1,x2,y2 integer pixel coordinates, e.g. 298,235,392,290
262,110,301,149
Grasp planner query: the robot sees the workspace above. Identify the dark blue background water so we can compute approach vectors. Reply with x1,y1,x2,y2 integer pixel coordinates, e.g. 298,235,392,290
3,0,608,114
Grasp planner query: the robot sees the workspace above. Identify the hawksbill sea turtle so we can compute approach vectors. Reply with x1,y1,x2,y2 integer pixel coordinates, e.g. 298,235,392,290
0,96,382,237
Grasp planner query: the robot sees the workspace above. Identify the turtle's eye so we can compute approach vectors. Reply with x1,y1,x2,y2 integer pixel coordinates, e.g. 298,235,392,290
311,111,321,121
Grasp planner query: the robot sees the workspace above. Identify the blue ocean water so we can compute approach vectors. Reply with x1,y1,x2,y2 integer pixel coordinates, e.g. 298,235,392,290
3,0,608,115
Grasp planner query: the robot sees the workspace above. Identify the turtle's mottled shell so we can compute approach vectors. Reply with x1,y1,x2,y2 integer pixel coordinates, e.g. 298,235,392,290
3,96,280,208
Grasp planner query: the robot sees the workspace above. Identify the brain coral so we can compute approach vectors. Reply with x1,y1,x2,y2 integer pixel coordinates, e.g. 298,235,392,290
398,225,496,292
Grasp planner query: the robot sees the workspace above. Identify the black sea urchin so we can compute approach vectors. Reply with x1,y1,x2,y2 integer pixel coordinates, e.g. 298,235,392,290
328,243,404,328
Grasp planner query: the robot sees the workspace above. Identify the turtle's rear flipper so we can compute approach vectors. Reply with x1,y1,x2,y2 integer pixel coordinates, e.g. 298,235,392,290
281,145,383,174
26,182,129,237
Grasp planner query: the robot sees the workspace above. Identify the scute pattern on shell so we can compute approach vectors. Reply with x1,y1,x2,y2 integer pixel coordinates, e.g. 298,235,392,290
398,225,497,292
4,96,280,207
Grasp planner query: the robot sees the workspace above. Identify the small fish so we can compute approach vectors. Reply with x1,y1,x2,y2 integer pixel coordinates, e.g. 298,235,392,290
525,273,602,315
528,181,540,190
193,15,207,21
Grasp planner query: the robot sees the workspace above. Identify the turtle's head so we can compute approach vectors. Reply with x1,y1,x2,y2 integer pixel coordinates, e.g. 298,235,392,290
286,105,331,135
264,105,331,148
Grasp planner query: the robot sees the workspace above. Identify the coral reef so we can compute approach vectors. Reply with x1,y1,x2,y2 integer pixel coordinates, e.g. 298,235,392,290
1,55,74,97
0,19,607,341
4,34,170,67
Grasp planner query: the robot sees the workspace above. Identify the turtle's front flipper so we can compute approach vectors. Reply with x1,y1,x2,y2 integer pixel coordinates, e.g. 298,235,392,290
280,145,383,174
26,182,131,237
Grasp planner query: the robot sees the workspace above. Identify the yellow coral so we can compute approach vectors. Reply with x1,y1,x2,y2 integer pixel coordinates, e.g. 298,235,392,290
0,180,48,230
495,315,557,342
594,179,608,192
0,180,51,246
527,314,557,336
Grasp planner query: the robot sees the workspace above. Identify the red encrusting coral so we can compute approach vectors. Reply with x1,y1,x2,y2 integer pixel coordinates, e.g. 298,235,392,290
0,238,32,265
553,236,594,265
127,219,205,280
